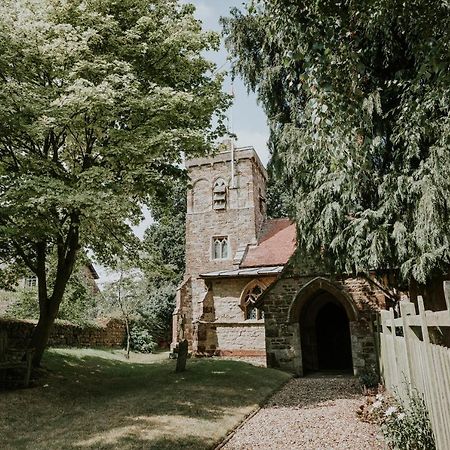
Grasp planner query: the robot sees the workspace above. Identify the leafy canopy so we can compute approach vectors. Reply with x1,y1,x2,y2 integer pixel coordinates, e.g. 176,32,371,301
0,0,228,286
224,0,450,283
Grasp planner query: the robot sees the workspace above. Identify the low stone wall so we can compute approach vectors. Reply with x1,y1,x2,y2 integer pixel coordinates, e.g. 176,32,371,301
0,317,126,349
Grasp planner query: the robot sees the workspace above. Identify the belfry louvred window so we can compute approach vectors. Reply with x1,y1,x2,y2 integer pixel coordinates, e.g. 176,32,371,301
243,284,265,320
213,178,227,210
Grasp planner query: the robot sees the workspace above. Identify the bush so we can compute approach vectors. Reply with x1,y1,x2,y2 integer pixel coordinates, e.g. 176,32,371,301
359,365,379,389
129,322,158,353
369,389,436,450
6,288,39,319
137,283,176,343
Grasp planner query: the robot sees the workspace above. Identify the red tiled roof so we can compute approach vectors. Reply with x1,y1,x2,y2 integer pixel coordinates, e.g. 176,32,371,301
240,218,297,268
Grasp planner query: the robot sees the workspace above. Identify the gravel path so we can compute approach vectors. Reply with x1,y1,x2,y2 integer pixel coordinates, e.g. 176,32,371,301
221,375,385,450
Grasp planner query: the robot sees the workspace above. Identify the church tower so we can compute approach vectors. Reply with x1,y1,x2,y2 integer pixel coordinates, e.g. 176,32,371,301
172,140,268,350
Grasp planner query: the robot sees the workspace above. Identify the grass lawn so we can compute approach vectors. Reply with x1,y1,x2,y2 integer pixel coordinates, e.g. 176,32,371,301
0,348,290,450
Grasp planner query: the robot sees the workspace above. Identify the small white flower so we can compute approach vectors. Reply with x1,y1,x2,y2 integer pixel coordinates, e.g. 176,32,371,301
372,400,382,409
385,406,397,417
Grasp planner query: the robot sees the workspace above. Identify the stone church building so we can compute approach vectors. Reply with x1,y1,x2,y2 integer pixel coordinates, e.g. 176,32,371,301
172,143,386,376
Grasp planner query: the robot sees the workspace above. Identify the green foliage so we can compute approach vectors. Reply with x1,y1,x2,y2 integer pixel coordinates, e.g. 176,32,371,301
99,267,146,319
141,179,187,286
129,322,157,353
100,264,176,350
224,0,450,283
6,288,39,320
0,0,228,348
358,365,379,389
6,272,97,325
137,283,177,343
379,391,436,450
265,147,293,218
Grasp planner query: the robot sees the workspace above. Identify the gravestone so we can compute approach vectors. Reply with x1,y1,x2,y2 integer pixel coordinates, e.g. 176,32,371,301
175,339,188,373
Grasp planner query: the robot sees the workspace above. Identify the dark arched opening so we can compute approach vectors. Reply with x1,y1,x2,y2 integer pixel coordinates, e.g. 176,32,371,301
315,302,352,371
299,291,353,373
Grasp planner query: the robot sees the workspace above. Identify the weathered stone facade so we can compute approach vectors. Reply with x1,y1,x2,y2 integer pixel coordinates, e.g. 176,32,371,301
261,269,385,375
172,143,387,375
172,144,271,356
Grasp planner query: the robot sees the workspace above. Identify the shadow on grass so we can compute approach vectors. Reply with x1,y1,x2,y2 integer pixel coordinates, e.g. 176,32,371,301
0,349,290,450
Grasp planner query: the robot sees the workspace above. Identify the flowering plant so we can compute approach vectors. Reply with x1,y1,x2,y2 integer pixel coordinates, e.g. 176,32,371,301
365,389,435,449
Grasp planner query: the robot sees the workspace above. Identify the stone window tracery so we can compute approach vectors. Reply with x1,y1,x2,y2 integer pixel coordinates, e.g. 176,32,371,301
242,284,265,320
212,236,229,260
213,178,227,210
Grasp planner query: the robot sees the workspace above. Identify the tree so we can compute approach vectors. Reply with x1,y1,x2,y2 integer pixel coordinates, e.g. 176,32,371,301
6,262,98,326
141,178,187,286
102,265,146,358
138,178,187,343
0,0,228,366
224,0,450,284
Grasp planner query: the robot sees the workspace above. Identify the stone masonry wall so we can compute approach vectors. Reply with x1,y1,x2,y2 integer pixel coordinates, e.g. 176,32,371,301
195,277,274,356
214,323,265,356
263,273,385,376
0,317,126,349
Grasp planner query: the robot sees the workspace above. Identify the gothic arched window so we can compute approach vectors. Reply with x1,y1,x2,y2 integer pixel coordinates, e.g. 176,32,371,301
213,178,227,210
212,236,229,259
242,284,265,320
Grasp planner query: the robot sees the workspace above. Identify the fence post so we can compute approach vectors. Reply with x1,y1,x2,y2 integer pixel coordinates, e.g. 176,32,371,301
417,296,443,449
388,307,401,391
379,310,391,386
399,301,417,391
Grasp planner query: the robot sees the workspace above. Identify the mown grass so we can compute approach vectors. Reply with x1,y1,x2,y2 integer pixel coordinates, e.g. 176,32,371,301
0,348,290,450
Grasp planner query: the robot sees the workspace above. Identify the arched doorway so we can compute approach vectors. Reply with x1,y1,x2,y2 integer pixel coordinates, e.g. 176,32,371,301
315,302,352,371
298,290,353,373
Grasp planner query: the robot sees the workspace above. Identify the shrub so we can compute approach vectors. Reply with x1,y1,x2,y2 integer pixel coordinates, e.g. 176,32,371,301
129,322,157,353
6,288,39,319
369,389,436,450
137,283,176,343
359,365,379,389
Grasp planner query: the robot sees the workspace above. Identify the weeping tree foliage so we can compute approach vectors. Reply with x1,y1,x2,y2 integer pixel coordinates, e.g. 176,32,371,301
224,0,450,283
0,0,228,366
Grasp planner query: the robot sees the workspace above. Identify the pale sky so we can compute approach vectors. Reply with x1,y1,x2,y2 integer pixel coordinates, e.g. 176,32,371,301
187,0,270,165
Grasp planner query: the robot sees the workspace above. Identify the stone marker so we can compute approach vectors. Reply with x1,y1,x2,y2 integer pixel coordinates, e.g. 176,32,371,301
175,339,188,373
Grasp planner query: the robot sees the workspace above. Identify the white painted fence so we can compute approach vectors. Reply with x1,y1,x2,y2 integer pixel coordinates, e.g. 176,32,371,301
377,281,450,450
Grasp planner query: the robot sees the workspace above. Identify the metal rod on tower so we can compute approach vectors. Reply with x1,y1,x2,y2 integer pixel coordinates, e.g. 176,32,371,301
230,80,236,189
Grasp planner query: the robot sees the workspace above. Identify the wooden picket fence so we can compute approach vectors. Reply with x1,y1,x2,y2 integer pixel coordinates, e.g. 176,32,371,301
376,281,450,450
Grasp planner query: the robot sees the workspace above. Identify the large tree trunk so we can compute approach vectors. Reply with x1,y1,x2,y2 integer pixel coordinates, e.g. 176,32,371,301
28,221,79,367
29,309,58,367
